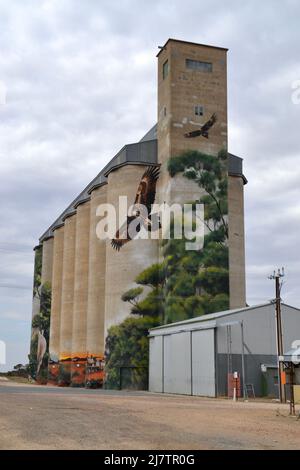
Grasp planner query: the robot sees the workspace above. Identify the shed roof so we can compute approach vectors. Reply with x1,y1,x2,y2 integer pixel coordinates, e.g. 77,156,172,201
149,302,300,332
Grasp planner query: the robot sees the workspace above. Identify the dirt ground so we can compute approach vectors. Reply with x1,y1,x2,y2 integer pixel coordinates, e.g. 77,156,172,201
0,381,299,450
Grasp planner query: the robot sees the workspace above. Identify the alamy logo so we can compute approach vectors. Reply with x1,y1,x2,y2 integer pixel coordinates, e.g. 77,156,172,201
0,340,6,365
96,198,205,251
0,81,7,105
291,80,300,104
291,340,300,365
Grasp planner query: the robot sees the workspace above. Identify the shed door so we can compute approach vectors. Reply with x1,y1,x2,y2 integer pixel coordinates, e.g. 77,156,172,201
149,336,163,393
192,329,215,397
164,332,191,395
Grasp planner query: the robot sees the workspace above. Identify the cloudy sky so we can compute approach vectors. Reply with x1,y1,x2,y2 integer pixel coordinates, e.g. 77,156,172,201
0,0,300,371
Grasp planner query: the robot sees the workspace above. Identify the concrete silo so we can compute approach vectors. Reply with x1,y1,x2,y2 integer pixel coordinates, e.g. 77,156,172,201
104,164,159,337
48,227,64,384
59,214,76,386
31,39,248,389
71,200,91,387
41,237,54,286
85,181,107,388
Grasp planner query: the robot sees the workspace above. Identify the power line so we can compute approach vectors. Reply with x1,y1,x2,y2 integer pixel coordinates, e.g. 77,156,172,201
0,242,32,253
0,242,32,248
0,248,32,255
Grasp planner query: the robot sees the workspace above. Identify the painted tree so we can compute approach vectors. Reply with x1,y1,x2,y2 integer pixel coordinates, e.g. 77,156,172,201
105,149,230,388
162,148,230,323
104,316,159,390
28,246,43,379
28,282,52,382
105,263,164,389
122,263,166,320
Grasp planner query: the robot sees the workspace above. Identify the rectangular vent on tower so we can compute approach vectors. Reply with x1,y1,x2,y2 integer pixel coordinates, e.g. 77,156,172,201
186,59,212,73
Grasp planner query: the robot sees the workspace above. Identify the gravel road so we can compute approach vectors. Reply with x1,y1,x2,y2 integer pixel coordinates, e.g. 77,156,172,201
0,381,299,450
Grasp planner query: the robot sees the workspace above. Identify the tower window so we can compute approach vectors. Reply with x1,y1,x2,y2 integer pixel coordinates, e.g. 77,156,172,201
163,60,169,79
186,59,212,72
195,105,204,116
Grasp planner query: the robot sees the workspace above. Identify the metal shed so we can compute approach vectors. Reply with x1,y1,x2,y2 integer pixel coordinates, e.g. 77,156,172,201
148,303,300,398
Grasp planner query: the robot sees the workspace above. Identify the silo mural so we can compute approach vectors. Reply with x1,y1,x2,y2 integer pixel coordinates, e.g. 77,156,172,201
28,244,52,383
30,39,246,389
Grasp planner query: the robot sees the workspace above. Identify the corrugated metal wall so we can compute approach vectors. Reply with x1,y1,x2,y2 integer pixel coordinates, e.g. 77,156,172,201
149,304,300,398
149,328,216,397
164,332,191,395
192,329,215,396
149,336,163,393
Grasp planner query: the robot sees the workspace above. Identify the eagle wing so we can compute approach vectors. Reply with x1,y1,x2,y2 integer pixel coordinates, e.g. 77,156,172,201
184,113,217,138
200,113,217,134
111,217,133,251
184,129,202,138
133,166,160,215
111,166,160,251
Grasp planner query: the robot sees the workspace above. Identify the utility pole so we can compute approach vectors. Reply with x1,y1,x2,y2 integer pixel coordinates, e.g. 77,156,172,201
268,268,285,403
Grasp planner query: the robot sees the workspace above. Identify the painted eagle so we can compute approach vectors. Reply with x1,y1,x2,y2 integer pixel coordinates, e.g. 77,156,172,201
184,113,217,139
111,165,160,251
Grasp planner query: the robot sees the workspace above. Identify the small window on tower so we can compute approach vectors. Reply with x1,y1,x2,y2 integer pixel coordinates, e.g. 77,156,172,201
163,60,169,79
195,105,204,116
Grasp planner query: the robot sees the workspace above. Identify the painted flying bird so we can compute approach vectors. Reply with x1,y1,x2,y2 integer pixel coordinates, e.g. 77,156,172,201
111,165,160,251
184,113,217,139
36,330,47,376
